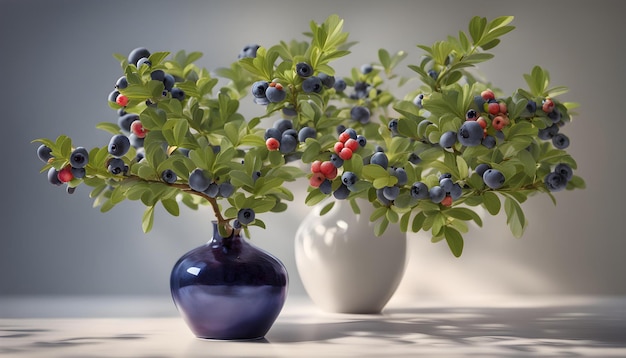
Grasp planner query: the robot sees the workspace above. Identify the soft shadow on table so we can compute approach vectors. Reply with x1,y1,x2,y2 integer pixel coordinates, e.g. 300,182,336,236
264,299,626,353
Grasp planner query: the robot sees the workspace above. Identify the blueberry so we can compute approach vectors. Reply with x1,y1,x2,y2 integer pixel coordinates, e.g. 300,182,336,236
280,134,297,153
388,118,399,135
302,76,323,93
264,127,282,140
333,184,350,200
538,124,559,140
333,78,347,92
66,186,76,194
108,157,126,175
473,95,486,110
429,185,446,203
273,118,293,133
376,188,391,205
203,183,220,198
218,182,235,198
108,90,120,103
439,173,452,181
161,169,177,184
71,167,85,179
457,121,484,146
330,154,344,168
343,128,358,140
382,186,400,201
254,96,270,105
189,168,211,192
360,64,373,74
439,177,454,193
439,131,457,148
265,86,286,103
483,169,505,189
128,47,150,66
450,183,463,200
115,76,128,89
69,147,89,168
136,57,152,68
341,171,358,186
47,167,62,186
150,70,165,82
392,168,408,186
554,163,573,181
552,133,570,149
548,108,562,123
251,81,269,98
318,72,335,88
336,124,347,136
370,152,388,169
544,172,567,192
466,109,478,120
296,62,313,77
118,113,139,132
408,153,422,165
108,135,131,157
482,135,496,149
357,135,367,147
37,145,53,163
237,208,255,225
298,127,317,142
319,179,332,195
428,69,438,80
524,100,537,115
238,44,260,59
129,133,144,148
410,182,429,199
475,163,491,177
163,74,175,91
171,88,185,101
413,94,424,108
350,106,370,124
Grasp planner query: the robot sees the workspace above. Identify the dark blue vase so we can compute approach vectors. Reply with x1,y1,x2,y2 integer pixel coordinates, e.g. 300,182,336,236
170,222,288,340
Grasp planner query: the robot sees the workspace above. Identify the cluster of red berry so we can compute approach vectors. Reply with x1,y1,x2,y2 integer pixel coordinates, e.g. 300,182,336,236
473,89,510,132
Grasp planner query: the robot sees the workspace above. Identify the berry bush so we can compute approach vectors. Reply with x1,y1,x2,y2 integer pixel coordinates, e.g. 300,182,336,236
34,15,585,256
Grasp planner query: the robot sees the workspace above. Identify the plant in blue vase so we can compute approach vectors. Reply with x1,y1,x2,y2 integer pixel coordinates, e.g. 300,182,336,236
34,15,584,338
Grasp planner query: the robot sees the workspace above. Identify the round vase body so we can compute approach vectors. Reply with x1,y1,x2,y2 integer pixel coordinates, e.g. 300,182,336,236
295,199,407,314
170,222,288,340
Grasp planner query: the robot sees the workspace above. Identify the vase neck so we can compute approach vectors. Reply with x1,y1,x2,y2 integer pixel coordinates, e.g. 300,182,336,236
209,221,242,252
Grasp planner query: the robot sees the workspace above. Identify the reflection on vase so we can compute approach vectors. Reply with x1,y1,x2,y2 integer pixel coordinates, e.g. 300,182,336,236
295,199,407,314
170,222,288,340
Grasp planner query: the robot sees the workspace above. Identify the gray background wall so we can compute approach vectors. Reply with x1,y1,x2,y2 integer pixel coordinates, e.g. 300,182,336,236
1,0,623,301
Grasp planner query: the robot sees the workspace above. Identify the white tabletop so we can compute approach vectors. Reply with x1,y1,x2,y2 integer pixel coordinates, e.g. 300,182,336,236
1,295,625,357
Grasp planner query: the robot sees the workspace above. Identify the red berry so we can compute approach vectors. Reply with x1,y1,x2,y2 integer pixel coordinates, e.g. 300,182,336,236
268,82,276,87
325,166,338,180
334,141,344,154
309,173,325,188
275,83,283,91
542,98,554,113
338,147,353,160
441,195,453,207
476,116,488,129
130,120,148,138
492,116,506,131
481,89,495,101
266,137,280,151
116,94,129,107
338,132,351,143
344,138,359,152
57,166,74,183
311,160,322,173
499,102,508,114
320,160,336,176
487,102,500,115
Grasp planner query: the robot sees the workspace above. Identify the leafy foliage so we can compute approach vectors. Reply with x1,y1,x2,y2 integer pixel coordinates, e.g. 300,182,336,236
34,15,584,257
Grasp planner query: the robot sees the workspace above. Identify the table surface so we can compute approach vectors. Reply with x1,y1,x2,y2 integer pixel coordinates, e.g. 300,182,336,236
1,295,625,357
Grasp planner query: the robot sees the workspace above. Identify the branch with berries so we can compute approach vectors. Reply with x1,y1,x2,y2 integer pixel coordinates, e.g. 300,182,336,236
34,15,585,256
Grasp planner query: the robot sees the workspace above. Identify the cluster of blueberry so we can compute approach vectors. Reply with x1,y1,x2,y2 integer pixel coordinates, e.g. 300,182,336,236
264,119,317,153
37,145,89,194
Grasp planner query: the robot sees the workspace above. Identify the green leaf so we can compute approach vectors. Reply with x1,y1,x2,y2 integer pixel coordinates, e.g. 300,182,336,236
482,191,501,215
142,206,155,233
504,196,526,238
320,201,335,216
444,226,464,257
374,217,389,237
161,198,180,217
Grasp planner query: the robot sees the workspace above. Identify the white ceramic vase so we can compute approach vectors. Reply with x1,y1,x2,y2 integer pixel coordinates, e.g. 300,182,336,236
294,199,407,314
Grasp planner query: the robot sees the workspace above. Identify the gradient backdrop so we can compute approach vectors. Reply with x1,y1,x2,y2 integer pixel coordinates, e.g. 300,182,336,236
1,0,624,302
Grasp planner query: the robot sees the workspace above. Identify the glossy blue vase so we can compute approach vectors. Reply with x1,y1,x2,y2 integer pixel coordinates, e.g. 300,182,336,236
170,222,288,340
